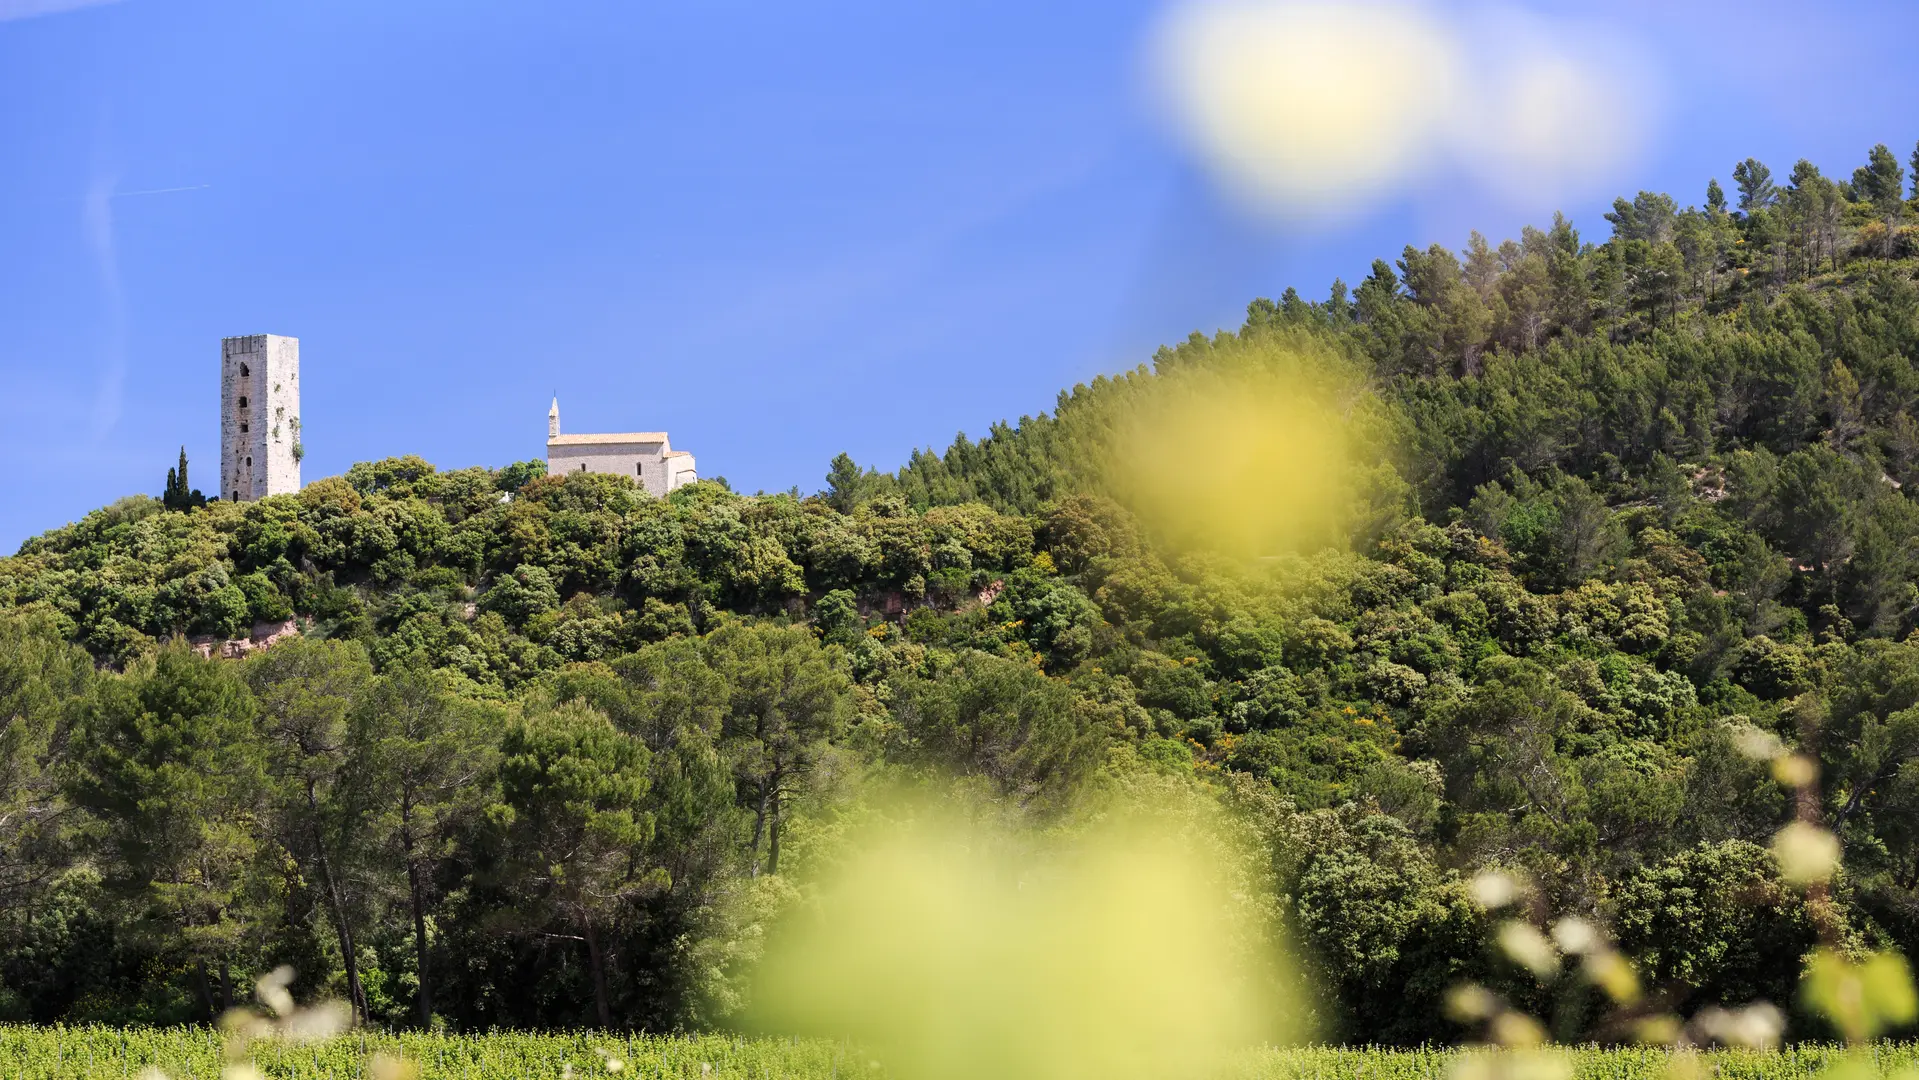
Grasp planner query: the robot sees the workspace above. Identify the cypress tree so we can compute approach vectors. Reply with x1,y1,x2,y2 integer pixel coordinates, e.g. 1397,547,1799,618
163,447,203,511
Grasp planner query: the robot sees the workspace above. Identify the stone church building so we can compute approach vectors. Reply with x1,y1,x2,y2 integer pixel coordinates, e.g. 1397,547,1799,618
545,398,698,496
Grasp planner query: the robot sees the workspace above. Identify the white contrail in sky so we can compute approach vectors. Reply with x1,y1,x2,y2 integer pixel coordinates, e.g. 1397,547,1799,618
0,0,123,22
74,174,207,433
114,183,210,198
71,178,209,435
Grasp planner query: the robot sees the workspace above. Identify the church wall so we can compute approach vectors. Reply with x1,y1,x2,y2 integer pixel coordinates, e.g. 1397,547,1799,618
546,441,698,498
548,440,672,495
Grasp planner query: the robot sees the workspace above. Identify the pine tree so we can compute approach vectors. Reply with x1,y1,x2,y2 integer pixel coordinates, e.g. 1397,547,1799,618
1325,278,1352,323
1785,160,1834,275
1853,143,1907,256
1706,178,1728,214
824,452,863,513
1733,158,1777,214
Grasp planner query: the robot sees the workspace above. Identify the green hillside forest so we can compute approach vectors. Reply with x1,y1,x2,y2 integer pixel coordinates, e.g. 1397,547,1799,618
5,144,1919,1046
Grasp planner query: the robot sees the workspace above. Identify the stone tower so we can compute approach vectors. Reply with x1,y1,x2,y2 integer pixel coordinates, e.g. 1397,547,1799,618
220,335,302,502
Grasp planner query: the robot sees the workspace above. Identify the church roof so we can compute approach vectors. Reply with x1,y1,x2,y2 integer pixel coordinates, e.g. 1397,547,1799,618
548,432,670,446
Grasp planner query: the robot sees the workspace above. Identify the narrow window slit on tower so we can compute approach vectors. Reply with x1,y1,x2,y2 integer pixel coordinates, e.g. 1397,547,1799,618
240,423,248,433
239,363,250,377
238,396,248,408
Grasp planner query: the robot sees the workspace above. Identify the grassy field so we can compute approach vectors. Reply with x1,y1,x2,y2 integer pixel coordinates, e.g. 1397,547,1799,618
4,1028,1918,1080
0,1028,877,1080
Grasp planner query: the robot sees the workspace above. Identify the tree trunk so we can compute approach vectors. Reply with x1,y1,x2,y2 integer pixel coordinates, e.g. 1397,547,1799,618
314,838,366,1021
402,813,434,1028
767,792,782,876
195,964,218,1023
749,783,770,877
307,782,367,1023
584,918,612,1030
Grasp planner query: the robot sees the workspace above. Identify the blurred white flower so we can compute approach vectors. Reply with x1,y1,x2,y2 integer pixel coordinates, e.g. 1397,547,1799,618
1772,821,1842,885
370,1054,421,1080
1548,917,1598,955
1496,921,1559,980
1583,950,1641,1005
1469,871,1524,910
1489,1011,1547,1048
1443,981,1499,1023
1773,754,1819,788
1731,723,1785,762
278,999,354,1043
1693,1001,1785,1049
254,966,296,1019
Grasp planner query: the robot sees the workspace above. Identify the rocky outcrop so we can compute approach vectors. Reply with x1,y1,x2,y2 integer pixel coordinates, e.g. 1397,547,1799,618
190,618,300,660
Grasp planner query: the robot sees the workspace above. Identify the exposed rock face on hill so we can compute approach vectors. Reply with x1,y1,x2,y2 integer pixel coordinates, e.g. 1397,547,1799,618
190,618,300,659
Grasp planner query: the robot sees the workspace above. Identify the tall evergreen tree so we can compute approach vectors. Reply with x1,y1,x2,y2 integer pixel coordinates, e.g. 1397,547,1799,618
163,446,203,511
1325,278,1352,323
343,664,498,1028
1853,143,1907,256
492,701,654,1029
1733,158,1777,214
245,638,377,1023
1785,160,1836,274
0,615,91,911
67,644,269,1020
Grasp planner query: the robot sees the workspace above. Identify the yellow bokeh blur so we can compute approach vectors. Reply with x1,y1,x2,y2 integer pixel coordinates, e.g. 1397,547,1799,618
1771,821,1842,886
1104,342,1379,559
1150,1,1458,216
748,805,1298,1080
1802,949,1918,1043
1149,1,1655,219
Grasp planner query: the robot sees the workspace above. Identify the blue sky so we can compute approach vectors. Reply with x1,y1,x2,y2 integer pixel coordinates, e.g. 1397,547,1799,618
1,0,1915,550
